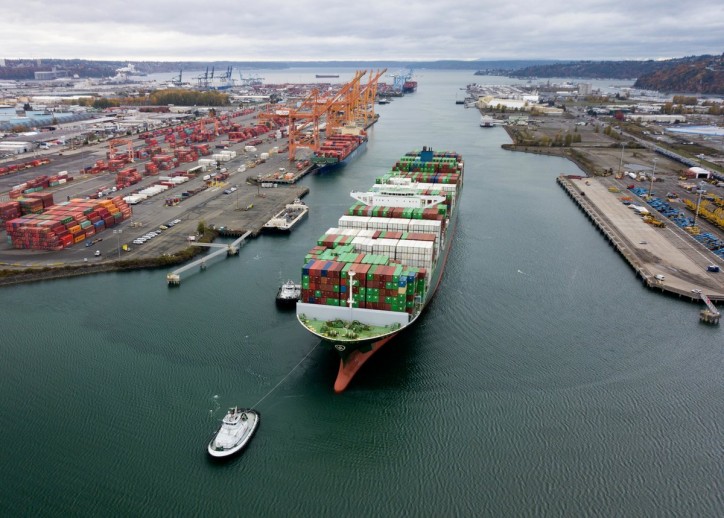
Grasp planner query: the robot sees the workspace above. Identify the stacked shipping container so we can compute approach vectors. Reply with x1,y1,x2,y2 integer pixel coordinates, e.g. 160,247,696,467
301,259,426,314
312,134,365,164
299,149,463,315
5,196,132,250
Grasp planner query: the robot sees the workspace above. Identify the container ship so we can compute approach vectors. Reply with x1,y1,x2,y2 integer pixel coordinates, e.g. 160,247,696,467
311,128,367,172
296,147,463,392
402,80,417,93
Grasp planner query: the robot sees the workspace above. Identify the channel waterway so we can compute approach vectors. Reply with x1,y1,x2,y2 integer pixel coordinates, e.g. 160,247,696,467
0,70,721,517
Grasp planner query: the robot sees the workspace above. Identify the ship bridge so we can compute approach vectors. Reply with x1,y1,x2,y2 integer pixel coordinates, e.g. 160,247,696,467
351,177,446,208
351,188,445,208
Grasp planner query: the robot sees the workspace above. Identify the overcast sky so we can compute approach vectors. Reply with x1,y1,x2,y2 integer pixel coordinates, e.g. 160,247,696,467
3,0,723,62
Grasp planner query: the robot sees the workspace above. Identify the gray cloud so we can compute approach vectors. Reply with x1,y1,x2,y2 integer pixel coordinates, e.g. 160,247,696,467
3,0,722,60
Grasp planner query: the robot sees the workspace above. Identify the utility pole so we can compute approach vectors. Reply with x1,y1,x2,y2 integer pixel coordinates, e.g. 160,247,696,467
113,229,122,258
648,158,657,198
694,182,707,227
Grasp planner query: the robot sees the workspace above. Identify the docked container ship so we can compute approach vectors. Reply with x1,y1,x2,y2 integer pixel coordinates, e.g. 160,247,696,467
296,147,463,392
402,80,417,93
311,128,368,172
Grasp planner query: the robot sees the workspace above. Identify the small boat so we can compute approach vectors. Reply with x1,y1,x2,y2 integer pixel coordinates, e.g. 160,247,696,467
276,280,301,307
208,407,260,458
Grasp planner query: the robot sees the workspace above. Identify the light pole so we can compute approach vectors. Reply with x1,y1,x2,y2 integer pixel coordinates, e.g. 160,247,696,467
113,229,122,258
649,158,657,198
347,270,356,321
618,142,626,176
694,182,707,227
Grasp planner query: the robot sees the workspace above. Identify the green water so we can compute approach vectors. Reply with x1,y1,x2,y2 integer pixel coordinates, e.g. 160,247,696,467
0,71,721,517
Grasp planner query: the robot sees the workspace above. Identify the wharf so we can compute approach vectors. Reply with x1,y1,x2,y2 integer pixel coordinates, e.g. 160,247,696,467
557,175,724,304
247,164,316,185
197,185,309,238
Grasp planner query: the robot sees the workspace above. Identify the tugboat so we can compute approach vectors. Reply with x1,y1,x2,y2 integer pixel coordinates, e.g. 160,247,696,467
207,407,260,458
276,280,301,307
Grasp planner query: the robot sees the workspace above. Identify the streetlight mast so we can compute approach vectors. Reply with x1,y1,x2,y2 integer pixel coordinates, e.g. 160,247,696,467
113,229,122,259
618,142,626,177
694,182,707,227
648,158,658,199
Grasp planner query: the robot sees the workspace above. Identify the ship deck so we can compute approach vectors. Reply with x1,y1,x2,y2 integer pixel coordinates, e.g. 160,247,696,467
300,315,400,342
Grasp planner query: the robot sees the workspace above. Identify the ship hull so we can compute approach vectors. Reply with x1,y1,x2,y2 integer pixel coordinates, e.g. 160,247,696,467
313,139,367,172
329,205,459,391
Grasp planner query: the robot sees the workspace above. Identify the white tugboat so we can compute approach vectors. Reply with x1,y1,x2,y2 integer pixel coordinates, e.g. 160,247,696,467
207,407,260,458
276,280,302,307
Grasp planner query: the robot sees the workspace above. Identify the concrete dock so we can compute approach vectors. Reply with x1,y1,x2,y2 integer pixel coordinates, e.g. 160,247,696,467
558,175,724,304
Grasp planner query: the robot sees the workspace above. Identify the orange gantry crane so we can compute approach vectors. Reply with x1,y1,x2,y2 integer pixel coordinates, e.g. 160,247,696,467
108,138,134,162
258,70,385,161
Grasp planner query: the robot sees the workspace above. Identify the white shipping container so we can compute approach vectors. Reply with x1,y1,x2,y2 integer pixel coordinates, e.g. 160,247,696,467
244,145,257,152
352,236,374,253
386,218,411,231
367,217,391,230
339,215,370,229
372,238,399,255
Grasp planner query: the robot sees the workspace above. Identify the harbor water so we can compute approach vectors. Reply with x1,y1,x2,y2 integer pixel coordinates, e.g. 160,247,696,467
0,71,721,517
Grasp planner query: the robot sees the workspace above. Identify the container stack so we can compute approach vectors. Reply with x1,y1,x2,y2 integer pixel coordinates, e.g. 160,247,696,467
298,149,464,316
5,196,132,250
300,259,426,313
314,134,364,163
173,147,199,163
116,168,143,189
151,155,176,171
0,201,21,223
191,143,212,156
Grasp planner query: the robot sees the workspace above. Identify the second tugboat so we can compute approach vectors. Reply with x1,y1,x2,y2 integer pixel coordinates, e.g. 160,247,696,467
276,280,301,307
207,407,260,458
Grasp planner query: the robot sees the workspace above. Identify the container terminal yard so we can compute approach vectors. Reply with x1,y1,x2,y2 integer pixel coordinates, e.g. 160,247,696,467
0,70,391,284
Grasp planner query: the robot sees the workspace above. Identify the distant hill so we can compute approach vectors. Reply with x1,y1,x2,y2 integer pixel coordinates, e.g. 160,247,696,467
508,55,723,94
634,55,723,95
509,59,671,80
